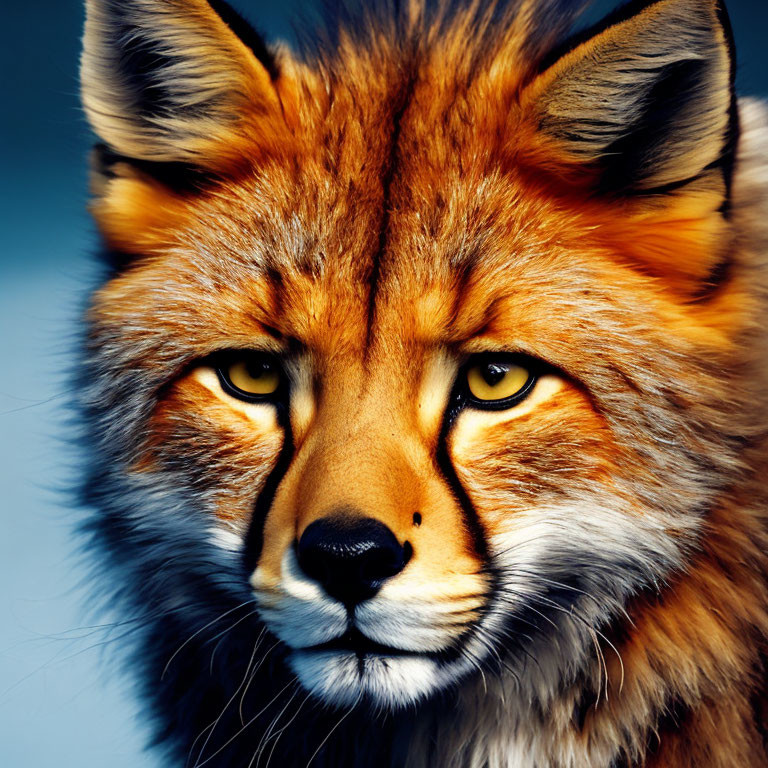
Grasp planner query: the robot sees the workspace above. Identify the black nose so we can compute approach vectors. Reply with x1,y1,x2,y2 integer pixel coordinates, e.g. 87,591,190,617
297,516,410,605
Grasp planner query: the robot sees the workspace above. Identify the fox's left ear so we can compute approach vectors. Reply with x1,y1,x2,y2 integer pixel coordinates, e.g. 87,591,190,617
81,0,287,172
521,0,736,197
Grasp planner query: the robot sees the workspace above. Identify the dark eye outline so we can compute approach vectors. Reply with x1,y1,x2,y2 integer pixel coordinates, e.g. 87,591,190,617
213,350,288,404
459,353,539,412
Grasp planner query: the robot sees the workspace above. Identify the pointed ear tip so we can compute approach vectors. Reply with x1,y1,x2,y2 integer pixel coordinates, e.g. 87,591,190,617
603,0,730,34
673,0,733,32
601,0,736,65
700,0,731,27
656,0,721,12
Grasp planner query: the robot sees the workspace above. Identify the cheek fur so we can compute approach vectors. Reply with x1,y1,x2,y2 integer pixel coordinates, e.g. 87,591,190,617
144,372,283,524
450,383,618,517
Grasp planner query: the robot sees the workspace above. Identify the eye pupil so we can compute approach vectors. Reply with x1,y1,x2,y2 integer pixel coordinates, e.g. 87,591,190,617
465,356,535,408
482,363,508,386
246,359,273,378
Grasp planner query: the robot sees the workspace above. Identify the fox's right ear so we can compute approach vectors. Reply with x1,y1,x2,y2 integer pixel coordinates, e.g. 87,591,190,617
81,0,287,172
520,0,735,196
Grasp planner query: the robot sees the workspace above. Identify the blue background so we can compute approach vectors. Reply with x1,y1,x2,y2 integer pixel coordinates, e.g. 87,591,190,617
1,1,765,765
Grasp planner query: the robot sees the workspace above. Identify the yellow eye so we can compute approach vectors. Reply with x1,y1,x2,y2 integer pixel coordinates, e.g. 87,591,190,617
465,358,534,405
218,352,282,400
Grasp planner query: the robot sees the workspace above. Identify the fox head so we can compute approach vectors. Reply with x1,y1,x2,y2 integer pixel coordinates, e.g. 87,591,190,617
80,0,765,736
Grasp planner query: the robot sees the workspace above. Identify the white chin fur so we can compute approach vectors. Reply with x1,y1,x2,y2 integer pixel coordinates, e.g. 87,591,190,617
289,650,441,708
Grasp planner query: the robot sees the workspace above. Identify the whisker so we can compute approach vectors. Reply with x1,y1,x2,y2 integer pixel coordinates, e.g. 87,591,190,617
505,569,611,610
207,610,259,674
193,678,297,768
472,627,521,688
305,693,362,768
520,603,559,632
187,635,262,768
240,627,268,725
249,683,303,768
456,642,489,694
238,639,283,725
162,600,253,681
481,621,542,674
262,690,313,768
527,595,625,698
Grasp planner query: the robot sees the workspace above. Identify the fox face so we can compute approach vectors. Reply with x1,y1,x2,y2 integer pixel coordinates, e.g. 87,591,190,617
79,0,768,765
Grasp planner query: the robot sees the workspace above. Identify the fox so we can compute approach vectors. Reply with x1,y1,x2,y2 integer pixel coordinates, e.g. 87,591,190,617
77,0,768,766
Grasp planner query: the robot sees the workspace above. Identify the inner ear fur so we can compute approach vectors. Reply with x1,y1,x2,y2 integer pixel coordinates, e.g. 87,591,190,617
521,0,736,197
81,0,286,171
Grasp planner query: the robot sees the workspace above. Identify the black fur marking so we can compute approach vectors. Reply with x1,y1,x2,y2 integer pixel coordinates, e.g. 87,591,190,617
597,58,710,195
714,0,740,216
436,393,489,561
364,65,417,357
98,246,145,276
91,143,218,194
693,253,735,300
91,142,217,274
243,403,294,574
99,0,277,125
104,2,171,120
206,0,280,81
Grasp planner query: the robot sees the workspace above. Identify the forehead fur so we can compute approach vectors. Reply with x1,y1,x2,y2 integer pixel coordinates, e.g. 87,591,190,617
88,0,734,306
88,0,584,262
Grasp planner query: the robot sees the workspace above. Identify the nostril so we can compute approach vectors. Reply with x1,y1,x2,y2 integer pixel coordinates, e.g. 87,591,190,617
360,542,408,582
296,540,332,585
297,515,409,605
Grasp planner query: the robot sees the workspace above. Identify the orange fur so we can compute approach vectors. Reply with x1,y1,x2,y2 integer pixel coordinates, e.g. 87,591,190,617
80,1,768,765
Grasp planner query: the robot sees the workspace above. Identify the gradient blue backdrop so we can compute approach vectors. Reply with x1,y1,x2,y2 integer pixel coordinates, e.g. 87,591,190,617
1,1,766,765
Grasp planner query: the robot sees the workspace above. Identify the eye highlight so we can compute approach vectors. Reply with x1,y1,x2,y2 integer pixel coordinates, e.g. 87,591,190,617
463,355,536,409
216,351,283,402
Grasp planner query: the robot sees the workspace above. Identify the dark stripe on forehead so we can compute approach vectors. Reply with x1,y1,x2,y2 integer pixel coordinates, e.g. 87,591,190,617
364,66,417,359
264,264,287,327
